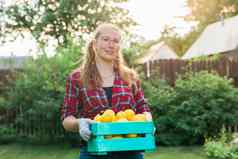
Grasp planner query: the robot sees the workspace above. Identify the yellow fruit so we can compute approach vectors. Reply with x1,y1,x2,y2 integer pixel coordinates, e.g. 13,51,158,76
131,114,146,122
105,135,113,139
103,109,115,116
94,114,101,122
116,118,128,122
111,135,123,139
115,111,126,120
101,114,113,122
126,134,137,138
124,109,135,121
112,115,117,122
101,109,115,122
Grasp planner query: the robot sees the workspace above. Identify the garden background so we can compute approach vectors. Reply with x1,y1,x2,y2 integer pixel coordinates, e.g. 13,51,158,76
1,0,238,158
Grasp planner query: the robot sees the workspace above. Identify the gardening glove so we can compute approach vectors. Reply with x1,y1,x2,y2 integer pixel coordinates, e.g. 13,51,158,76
78,118,94,141
143,112,156,135
143,112,153,121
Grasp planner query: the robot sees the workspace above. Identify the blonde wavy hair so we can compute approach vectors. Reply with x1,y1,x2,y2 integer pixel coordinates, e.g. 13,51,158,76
79,23,139,90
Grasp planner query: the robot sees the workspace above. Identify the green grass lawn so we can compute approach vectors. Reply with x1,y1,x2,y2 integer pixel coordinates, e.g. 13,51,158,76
0,143,206,159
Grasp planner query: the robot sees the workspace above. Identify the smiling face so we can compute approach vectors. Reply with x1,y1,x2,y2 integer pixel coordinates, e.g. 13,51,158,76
93,26,121,62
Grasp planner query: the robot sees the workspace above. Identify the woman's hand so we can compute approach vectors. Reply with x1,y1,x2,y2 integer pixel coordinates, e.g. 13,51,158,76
143,112,152,121
78,118,95,141
143,112,156,135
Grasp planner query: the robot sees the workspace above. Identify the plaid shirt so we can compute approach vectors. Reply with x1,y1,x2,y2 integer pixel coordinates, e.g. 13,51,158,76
61,70,150,120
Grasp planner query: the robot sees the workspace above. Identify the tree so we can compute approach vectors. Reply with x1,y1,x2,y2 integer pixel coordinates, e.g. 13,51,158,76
1,0,136,46
159,25,186,57
160,0,238,57
185,0,238,27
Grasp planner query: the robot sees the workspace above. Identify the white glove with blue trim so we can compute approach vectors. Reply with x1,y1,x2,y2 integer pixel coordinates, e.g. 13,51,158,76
78,118,94,141
144,112,153,121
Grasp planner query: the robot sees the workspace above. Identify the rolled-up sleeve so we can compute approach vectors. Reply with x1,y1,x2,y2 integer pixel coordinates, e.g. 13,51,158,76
61,76,80,121
134,80,151,114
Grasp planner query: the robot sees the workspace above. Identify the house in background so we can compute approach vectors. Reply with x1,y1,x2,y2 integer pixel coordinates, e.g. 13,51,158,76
136,41,178,77
0,55,31,70
136,41,178,64
182,15,238,59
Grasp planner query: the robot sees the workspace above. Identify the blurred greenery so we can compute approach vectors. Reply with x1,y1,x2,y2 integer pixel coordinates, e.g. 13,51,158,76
142,71,238,146
1,39,84,143
0,143,206,159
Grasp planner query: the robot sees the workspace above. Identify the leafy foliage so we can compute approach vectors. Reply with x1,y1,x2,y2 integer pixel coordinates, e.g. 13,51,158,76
204,129,238,159
122,41,148,67
0,125,16,144
186,0,238,27
4,39,84,143
160,25,201,57
143,71,238,146
2,0,135,45
205,140,233,159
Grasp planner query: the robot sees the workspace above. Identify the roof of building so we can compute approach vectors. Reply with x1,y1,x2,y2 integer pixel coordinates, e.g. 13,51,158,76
0,56,31,70
136,41,178,64
183,15,238,59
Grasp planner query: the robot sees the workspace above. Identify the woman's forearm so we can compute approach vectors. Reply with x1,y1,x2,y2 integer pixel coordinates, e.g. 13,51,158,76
62,116,79,132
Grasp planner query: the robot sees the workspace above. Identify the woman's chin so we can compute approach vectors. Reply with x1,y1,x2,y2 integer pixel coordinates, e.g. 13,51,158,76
101,55,116,62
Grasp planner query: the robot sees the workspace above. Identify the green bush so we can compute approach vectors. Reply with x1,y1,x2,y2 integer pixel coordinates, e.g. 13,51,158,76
0,125,16,144
205,140,232,159
173,71,238,143
230,146,238,159
143,71,238,146
204,130,238,159
0,96,7,113
142,77,175,145
4,39,84,144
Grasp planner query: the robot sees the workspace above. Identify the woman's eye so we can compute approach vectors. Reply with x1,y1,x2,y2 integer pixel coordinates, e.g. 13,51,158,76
103,38,109,41
113,40,119,44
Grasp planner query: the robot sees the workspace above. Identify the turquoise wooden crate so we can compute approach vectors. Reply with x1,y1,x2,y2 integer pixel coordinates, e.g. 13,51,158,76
87,121,156,155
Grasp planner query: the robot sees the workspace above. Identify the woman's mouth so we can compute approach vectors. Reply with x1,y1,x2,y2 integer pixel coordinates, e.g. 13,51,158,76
104,50,114,55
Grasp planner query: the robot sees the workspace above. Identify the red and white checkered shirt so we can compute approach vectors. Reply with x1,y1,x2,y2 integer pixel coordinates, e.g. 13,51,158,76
61,70,150,120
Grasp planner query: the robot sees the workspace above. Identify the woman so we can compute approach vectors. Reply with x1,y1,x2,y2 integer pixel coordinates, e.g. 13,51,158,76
61,23,152,159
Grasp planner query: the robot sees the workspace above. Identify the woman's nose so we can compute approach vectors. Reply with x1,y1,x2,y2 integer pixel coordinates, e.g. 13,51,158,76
108,41,115,48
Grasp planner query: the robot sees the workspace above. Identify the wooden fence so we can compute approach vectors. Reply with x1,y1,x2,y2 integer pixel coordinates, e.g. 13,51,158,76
0,106,65,141
144,57,238,87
